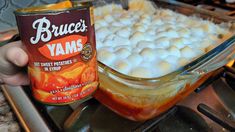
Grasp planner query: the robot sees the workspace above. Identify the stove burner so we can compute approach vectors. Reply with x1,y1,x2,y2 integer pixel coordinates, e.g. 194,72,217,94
90,105,209,132
155,106,210,132
198,103,235,131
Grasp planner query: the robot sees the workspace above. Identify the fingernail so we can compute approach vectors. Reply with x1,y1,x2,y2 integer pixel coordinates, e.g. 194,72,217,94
14,52,22,66
14,51,27,66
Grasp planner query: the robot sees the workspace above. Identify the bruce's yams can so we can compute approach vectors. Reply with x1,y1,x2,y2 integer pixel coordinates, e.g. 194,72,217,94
15,1,98,105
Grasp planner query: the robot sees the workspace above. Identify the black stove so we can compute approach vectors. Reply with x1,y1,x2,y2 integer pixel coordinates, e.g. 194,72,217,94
5,63,233,132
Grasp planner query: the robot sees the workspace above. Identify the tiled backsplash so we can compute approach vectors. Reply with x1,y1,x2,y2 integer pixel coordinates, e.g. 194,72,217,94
0,0,61,31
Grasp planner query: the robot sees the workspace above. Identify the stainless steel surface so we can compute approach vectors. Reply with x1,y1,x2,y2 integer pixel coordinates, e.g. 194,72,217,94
198,103,235,131
64,100,92,130
213,78,235,119
1,85,50,132
66,96,94,129
179,84,234,132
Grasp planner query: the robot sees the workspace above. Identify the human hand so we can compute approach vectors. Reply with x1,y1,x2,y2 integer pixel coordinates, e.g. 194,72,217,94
0,41,29,85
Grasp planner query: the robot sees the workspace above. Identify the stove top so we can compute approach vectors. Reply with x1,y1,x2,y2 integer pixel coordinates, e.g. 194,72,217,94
42,65,235,132
2,63,235,132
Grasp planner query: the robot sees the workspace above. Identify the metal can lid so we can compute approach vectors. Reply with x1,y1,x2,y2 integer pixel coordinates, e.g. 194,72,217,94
14,0,93,16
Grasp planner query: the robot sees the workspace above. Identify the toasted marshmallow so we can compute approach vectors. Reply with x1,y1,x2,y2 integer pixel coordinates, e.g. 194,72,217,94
136,41,155,49
155,61,173,77
154,48,169,59
98,50,116,66
129,67,152,78
177,28,190,38
130,31,146,44
167,46,181,57
155,37,170,48
114,60,132,74
180,46,196,58
178,57,189,67
140,48,156,61
104,14,115,23
191,27,204,37
127,53,143,67
115,27,131,38
115,48,131,59
96,27,110,40
165,55,179,65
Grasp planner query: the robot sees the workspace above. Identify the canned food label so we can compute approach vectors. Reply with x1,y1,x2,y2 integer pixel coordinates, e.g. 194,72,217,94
16,6,98,104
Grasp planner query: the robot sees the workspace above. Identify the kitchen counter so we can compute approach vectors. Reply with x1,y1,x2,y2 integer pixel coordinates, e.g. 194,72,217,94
0,89,20,132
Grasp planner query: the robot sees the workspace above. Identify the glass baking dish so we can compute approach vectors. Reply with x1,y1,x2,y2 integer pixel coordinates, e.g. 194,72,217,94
93,0,235,121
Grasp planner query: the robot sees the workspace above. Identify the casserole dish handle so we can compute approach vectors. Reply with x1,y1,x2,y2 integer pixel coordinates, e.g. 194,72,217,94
185,36,235,75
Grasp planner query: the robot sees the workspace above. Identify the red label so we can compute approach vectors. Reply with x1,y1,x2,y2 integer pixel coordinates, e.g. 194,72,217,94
15,4,98,104
38,35,87,60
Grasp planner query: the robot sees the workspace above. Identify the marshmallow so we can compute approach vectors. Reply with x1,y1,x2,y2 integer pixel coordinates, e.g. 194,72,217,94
136,41,155,49
95,19,108,27
180,46,196,58
151,18,163,26
177,28,190,38
114,60,131,74
115,27,131,38
155,37,170,48
165,55,179,65
166,29,179,38
155,61,173,77
111,21,123,27
167,46,181,57
129,67,152,78
98,50,116,65
191,27,204,37
178,57,189,67
115,48,131,59
104,14,114,23
130,31,146,44
127,53,143,66
201,22,216,34
113,36,130,46
140,48,156,61
170,38,187,49
96,27,110,40
120,17,132,25
154,48,169,59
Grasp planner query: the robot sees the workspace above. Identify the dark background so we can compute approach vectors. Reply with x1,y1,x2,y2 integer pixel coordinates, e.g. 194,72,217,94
0,0,62,31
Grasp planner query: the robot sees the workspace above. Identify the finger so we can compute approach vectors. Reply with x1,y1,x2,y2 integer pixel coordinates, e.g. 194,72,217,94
0,41,28,75
1,72,30,86
5,44,28,67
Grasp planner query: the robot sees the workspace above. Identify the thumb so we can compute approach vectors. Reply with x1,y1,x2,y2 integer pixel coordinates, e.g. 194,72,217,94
6,44,28,67
0,41,28,75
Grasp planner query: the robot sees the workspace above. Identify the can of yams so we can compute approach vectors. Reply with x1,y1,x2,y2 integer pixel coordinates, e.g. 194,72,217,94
14,1,98,105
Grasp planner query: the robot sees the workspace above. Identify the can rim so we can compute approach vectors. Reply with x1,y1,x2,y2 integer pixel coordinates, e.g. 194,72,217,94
14,1,92,16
